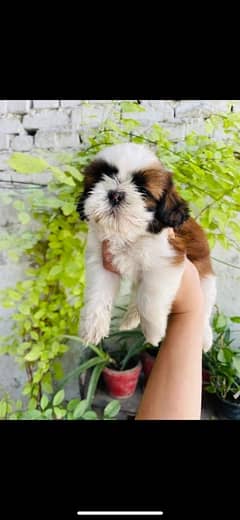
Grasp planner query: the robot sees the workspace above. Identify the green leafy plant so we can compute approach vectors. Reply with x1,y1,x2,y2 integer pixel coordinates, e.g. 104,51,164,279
103,329,148,371
203,311,240,401
0,100,240,417
0,388,120,421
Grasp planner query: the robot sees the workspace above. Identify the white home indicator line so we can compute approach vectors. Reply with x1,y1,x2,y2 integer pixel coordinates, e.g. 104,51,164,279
77,513,163,516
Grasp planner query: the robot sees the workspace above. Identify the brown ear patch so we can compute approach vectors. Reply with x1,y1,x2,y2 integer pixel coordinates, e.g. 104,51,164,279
132,164,170,210
169,217,215,276
143,167,169,200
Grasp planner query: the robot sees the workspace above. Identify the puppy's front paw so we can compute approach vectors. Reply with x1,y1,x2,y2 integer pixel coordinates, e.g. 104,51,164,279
79,311,111,345
120,304,140,331
140,315,167,347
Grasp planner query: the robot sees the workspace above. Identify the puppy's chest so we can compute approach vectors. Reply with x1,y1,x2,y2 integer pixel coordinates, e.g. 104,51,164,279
108,236,168,279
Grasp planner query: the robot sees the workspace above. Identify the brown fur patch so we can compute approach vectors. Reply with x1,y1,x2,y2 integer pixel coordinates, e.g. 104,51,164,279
168,217,214,276
143,167,168,199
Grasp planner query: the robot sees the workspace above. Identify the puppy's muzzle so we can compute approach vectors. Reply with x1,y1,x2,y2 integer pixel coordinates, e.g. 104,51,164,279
108,190,125,206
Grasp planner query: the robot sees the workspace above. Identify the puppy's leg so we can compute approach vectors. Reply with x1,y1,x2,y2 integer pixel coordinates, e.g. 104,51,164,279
137,260,185,346
79,231,120,345
200,275,217,352
120,284,140,331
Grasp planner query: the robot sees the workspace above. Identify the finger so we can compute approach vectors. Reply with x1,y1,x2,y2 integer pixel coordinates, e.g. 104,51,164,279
102,240,113,264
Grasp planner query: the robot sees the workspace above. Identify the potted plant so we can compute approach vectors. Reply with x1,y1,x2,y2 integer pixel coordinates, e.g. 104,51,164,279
100,330,147,399
204,314,240,419
141,344,162,381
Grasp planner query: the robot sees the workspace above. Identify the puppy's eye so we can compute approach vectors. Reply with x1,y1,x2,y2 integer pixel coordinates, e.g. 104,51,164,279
138,186,150,197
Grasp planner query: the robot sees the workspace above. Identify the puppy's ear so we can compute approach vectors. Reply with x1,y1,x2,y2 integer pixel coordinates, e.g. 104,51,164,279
156,172,189,229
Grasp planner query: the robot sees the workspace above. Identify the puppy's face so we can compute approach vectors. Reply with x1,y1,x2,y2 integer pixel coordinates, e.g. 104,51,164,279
77,143,189,237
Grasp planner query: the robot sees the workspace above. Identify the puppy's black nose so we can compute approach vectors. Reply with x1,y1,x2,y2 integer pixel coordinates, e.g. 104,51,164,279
108,190,125,206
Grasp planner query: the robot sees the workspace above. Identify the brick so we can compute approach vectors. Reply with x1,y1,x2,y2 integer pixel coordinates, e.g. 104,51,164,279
7,100,31,114
60,100,82,108
23,110,69,131
139,100,175,121
0,100,7,114
11,135,33,151
35,131,56,148
33,100,59,109
0,153,10,170
0,134,10,150
161,123,186,141
54,132,79,149
35,131,79,149
9,170,52,185
88,100,119,104
71,104,117,130
231,101,240,112
175,100,231,119
0,117,22,134
185,117,206,136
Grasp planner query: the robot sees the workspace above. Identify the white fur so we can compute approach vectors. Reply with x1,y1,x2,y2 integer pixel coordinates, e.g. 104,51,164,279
201,275,217,352
80,227,185,346
79,143,216,349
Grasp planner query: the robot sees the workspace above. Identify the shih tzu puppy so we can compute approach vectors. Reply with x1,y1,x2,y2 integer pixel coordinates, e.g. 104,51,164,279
77,143,216,351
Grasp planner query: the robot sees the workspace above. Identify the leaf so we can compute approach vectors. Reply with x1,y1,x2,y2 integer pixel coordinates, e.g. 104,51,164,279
28,398,37,410
232,356,240,373
57,357,104,389
82,410,98,420
25,350,40,362
50,166,76,186
9,153,48,173
53,389,65,406
22,410,43,420
121,102,145,113
42,373,53,394
44,408,53,419
67,399,81,411
73,399,88,419
18,212,30,225
13,200,25,211
33,309,45,320
230,316,240,323
104,400,120,418
62,202,75,216
54,407,66,419
52,360,64,380
40,395,49,410
214,313,228,331
48,265,62,279
64,165,84,182
86,364,105,409
30,331,39,341
0,401,8,418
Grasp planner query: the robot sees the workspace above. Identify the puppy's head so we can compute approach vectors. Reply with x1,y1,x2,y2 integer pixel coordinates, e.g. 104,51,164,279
77,143,189,237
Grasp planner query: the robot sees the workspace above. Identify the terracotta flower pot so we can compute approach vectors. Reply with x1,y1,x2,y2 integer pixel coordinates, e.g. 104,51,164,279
102,361,142,399
141,349,159,380
202,367,211,386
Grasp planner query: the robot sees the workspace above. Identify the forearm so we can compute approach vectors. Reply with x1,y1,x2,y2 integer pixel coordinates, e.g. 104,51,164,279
135,259,204,420
135,309,203,420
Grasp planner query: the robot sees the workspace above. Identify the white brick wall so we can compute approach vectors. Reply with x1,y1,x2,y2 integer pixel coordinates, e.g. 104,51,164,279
23,110,69,131
0,99,237,167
